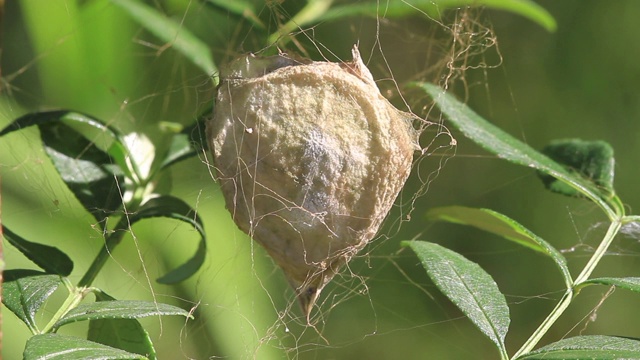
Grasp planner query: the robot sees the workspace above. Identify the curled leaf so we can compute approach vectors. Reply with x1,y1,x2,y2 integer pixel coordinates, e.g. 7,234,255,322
130,195,206,283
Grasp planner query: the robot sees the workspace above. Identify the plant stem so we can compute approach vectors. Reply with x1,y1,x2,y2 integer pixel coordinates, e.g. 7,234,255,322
76,215,130,287
77,186,145,288
512,289,573,359
512,218,622,358
573,219,622,285
40,285,89,334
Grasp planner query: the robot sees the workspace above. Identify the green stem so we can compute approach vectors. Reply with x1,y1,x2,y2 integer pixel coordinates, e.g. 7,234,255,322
512,218,622,358
77,215,130,287
573,219,622,285
41,285,90,334
622,215,640,224
499,344,510,360
77,186,146,287
512,289,573,359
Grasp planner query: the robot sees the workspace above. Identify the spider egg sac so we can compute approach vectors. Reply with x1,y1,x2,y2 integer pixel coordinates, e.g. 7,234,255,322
207,46,420,318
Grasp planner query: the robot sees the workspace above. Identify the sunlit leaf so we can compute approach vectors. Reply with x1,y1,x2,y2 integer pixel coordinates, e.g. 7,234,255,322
3,270,62,333
88,292,157,360
426,206,572,287
112,0,218,82
318,0,556,32
122,132,156,182
516,335,640,359
54,300,191,329
0,111,131,226
403,241,509,357
24,334,146,360
414,82,621,217
3,227,73,276
129,195,207,284
40,122,124,225
0,111,131,178
539,139,615,198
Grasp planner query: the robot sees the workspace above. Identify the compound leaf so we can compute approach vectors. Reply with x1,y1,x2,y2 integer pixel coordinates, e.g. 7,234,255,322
130,195,207,284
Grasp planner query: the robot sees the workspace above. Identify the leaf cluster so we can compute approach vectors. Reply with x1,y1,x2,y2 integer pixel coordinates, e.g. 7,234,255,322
1,0,560,358
1,111,204,359
402,83,640,359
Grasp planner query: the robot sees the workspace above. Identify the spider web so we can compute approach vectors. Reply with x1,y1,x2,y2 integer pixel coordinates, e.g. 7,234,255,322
1,1,634,359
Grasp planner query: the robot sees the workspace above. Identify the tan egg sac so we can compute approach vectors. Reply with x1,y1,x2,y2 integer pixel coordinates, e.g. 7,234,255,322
207,46,419,318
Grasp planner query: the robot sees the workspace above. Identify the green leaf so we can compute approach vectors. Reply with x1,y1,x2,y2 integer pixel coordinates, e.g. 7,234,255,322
0,111,131,226
539,139,615,198
159,119,207,170
579,277,640,292
112,0,218,83
415,82,620,217
88,292,157,360
24,334,146,360
130,195,207,284
0,111,131,178
54,300,191,329
516,335,640,359
318,0,556,32
426,206,572,288
203,0,264,29
402,241,510,357
3,227,73,276
40,122,125,225
3,270,62,333
267,0,334,46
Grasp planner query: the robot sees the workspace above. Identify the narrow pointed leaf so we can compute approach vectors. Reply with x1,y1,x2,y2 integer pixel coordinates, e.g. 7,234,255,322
539,139,615,198
0,111,131,179
579,277,640,292
40,122,125,225
318,0,555,32
3,227,73,275
112,0,218,82
3,270,62,333
203,0,264,29
516,335,640,359
54,300,191,329
0,111,130,226
129,195,206,283
415,82,618,216
402,241,509,356
24,334,146,360
88,293,156,360
427,206,571,287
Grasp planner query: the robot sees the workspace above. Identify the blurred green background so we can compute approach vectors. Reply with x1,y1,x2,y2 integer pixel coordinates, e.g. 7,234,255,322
2,0,640,359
